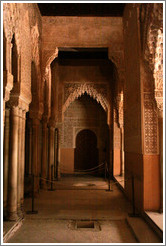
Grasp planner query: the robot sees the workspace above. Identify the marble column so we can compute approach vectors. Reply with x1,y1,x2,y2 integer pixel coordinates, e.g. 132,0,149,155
3,108,10,218
20,111,26,209
41,121,48,188
17,108,23,217
7,106,19,221
48,126,55,181
32,118,40,193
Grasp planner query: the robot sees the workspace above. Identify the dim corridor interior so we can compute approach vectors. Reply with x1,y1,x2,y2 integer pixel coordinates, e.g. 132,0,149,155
3,2,164,245
4,175,162,244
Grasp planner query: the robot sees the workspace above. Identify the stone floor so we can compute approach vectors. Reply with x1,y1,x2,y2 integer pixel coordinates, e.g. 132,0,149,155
4,175,162,244
146,211,163,231
7,219,138,243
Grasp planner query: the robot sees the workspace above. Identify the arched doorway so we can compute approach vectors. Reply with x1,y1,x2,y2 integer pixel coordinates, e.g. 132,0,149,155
74,129,98,171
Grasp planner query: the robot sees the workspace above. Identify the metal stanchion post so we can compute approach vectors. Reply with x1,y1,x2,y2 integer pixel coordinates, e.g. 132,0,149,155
26,174,38,214
106,163,113,192
128,175,139,217
105,162,107,181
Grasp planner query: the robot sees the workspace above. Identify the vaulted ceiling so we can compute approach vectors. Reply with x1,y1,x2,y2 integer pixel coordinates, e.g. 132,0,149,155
37,3,126,17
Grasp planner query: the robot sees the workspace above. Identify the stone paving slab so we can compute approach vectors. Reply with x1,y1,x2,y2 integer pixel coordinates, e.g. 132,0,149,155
126,216,162,243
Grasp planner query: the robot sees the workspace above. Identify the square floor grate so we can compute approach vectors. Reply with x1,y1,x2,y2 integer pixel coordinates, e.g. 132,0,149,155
69,220,101,231
77,221,95,229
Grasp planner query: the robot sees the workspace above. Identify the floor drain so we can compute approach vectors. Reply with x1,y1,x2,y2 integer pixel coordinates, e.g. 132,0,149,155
77,221,95,229
87,183,96,187
69,220,101,231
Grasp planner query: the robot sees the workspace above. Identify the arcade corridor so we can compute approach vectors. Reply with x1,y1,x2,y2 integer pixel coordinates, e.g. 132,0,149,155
3,2,163,244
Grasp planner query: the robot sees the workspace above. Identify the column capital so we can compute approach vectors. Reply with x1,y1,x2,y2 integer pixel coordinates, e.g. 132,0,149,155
10,106,19,116
7,96,29,112
29,109,42,120
48,119,56,128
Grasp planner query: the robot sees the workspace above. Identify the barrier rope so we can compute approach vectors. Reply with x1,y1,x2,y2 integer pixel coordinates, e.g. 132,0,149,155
30,161,129,189
34,175,129,188
60,162,105,173
74,162,105,172
60,167,105,175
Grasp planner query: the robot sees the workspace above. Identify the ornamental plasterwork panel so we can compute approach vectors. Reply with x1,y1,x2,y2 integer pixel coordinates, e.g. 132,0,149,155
31,24,40,65
143,93,158,154
3,3,21,51
63,83,110,114
140,3,163,114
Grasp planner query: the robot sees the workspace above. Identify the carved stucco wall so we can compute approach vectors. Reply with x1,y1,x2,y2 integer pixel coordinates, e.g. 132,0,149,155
3,3,42,112
139,3,163,154
50,59,113,151
61,95,108,163
52,59,113,124
140,3,163,114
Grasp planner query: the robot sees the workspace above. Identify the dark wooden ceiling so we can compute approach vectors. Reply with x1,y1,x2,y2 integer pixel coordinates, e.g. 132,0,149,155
37,3,126,17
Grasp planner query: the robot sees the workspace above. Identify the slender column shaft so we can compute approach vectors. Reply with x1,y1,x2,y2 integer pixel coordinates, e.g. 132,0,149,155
3,108,10,218
48,127,55,181
32,118,40,193
20,111,26,207
41,122,48,188
17,108,23,216
7,106,19,221
27,119,32,175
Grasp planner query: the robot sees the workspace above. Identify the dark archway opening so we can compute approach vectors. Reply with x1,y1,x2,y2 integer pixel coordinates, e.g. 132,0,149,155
11,34,18,84
74,129,98,173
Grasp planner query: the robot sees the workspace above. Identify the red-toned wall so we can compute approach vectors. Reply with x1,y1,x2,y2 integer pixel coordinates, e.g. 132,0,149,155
123,4,161,212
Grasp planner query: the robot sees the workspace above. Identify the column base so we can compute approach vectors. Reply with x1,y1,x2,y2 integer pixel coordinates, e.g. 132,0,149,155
7,211,19,221
17,207,24,219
